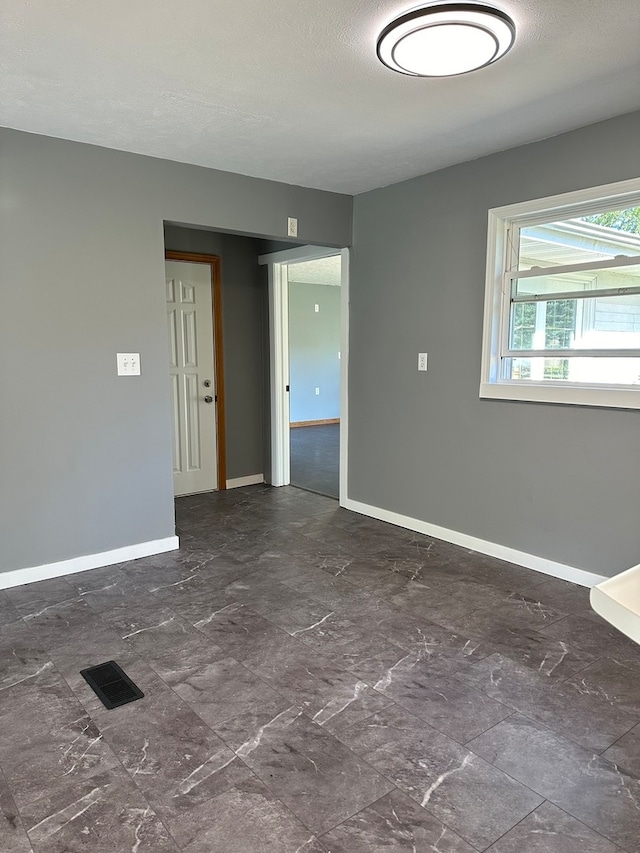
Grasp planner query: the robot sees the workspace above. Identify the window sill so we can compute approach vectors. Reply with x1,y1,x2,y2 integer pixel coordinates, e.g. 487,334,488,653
479,381,640,410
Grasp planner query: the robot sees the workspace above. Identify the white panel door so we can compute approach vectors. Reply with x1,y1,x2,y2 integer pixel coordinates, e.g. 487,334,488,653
166,260,218,496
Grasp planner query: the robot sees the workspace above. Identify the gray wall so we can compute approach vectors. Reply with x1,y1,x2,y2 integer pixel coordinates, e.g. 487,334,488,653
163,225,265,480
288,282,341,422
0,128,351,574
350,110,640,577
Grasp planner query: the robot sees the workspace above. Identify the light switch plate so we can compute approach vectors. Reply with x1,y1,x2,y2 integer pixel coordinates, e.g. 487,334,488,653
117,353,141,376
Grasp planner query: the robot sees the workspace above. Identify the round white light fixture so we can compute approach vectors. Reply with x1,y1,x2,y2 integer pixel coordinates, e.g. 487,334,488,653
377,3,516,77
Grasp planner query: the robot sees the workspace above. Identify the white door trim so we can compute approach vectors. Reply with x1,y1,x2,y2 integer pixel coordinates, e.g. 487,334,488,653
258,246,343,265
267,259,290,487
338,247,349,505
260,247,350,504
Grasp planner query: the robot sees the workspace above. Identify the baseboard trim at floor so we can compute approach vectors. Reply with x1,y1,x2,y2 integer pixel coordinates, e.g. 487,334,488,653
0,536,180,590
290,419,340,428
226,474,265,489
343,498,606,589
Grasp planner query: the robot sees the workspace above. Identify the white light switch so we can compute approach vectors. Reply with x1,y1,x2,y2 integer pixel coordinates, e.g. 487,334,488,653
117,353,141,376
418,353,428,372
287,217,298,237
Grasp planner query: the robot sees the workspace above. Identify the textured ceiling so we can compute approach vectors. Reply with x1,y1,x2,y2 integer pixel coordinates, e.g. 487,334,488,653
1,1,640,194
288,256,342,287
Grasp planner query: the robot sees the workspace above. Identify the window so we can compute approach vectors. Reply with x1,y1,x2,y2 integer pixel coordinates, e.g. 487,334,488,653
481,178,640,409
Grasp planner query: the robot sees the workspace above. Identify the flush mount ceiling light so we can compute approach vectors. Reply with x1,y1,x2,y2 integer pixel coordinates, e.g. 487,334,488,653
377,3,516,77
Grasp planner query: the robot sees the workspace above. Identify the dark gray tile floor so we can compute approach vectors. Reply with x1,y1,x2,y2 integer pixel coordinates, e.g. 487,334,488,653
290,424,339,498
1,484,639,852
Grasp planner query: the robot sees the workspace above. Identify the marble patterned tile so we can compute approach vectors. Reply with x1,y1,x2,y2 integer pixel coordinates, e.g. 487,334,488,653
20,769,179,853
278,561,386,614
235,706,394,835
5,578,76,615
440,614,598,679
99,687,252,821
385,580,486,630
193,601,291,659
346,644,464,688
0,659,78,738
223,574,336,636
394,581,566,637
154,554,252,600
0,775,33,852
166,777,325,852
337,705,542,851
211,695,305,753
121,554,214,592
2,487,639,853
314,552,408,591
602,722,640,778
564,656,640,718
485,801,622,853
20,597,115,652
94,597,209,659
372,657,512,742
292,610,402,669
0,592,22,627
457,652,639,751
530,577,596,618
319,788,476,852
539,615,640,666
67,569,152,612
241,640,395,734
458,553,550,595
469,714,640,853
360,609,491,665
0,704,121,809
0,620,51,692
149,643,283,728
297,523,385,554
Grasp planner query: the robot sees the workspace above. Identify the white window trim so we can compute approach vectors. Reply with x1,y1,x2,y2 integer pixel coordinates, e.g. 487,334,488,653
480,176,640,409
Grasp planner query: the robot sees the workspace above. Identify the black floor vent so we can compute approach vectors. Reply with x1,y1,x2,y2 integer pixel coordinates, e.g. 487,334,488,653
80,660,144,710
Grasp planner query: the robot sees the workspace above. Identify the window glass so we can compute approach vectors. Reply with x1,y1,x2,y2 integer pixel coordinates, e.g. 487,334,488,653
505,357,640,386
481,180,640,407
518,206,640,270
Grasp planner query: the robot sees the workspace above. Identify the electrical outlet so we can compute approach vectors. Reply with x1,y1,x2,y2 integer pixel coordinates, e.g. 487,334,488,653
287,217,298,237
117,353,141,376
315,387,320,395
418,353,428,372
314,304,319,313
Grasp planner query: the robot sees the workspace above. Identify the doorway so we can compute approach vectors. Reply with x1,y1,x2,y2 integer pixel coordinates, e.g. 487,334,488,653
165,251,226,495
288,257,341,498
259,246,349,504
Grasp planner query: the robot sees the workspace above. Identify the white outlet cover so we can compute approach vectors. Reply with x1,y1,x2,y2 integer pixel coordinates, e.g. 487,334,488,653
117,352,141,376
418,353,428,372
287,217,298,237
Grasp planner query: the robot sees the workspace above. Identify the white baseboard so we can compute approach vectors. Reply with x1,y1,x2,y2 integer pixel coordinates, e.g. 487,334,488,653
0,536,180,591
226,474,265,489
343,498,606,588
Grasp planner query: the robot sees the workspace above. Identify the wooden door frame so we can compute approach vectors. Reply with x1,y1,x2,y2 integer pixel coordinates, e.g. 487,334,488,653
165,250,227,490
